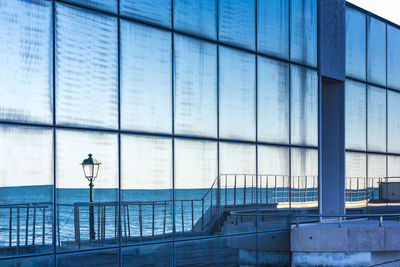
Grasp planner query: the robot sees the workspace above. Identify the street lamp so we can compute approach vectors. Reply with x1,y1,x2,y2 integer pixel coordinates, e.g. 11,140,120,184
81,154,101,240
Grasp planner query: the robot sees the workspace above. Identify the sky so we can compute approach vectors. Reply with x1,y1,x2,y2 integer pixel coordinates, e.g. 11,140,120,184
347,0,400,25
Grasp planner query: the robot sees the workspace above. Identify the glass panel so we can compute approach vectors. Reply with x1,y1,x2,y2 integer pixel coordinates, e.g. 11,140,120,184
57,248,119,267
291,148,318,207
175,238,218,266
219,234,257,266
122,242,172,266
219,46,256,140
345,7,366,80
63,0,117,13
367,86,386,152
218,0,255,50
388,90,400,153
0,0,53,124
120,0,171,28
257,57,289,143
258,146,290,209
290,0,317,67
388,26,400,90
0,126,53,257
290,65,318,146
121,135,172,243
345,153,366,205
56,130,118,251
121,21,172,133
174,139,217,238
220,143,256,234
368,154,386,201
345,80,366,150
388,156,400,179
1,255,53,267
55,4,118,129
258,232,290,266
367,17,386,86
257,0,289,59
174,0,216,40
174,35,217,137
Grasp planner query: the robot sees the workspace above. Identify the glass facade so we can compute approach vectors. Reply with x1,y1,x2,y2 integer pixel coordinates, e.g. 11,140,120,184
3,0,400,266
345,4,400,209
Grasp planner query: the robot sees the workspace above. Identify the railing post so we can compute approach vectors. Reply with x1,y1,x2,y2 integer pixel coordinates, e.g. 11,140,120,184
350,178,352,202
33,206,36,246
163,201,167,238
251,175,254,204
127,205,131,238
282,175,285,202
42,207,45,246
9,208,12,247
17,207,20,248
114,204,117,239
274,175,277,203
56,205,60,247
357,177,359,201
304,176,308,202
25,207,29,246
201,199,204,231
266,176,268,204
139,204,143,241
123,205,127,242
152,202,155,237
234,175,237,207
225,175,227,207
191,200,194,232
244,175,246,205
98,206,100,240
298,176,300,203
181,201,184,233
102,206,106,243
312,176,315,201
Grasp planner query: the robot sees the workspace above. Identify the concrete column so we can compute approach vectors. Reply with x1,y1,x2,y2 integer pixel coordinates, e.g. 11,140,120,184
318,0,346,216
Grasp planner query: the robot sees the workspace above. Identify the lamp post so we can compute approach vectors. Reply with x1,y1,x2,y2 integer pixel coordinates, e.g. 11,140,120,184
81,154,101,241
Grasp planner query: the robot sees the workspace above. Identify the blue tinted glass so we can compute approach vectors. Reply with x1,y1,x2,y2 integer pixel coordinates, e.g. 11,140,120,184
63,0,117,13
174,35,217,137
367,17,386,86
367,86,386,152
57,248,119,266
174,0,216,40
122,243,172,266
345,80,366,150
0,126,53,257
219,0,255,50
219,46,256,140
290,0,317,67
219,235,257,265
258,56,289,143
388,90,400,153
257,0,289,59
388,26,400,90
1,255,53,266
120,21,172,133
56,4,118,129
175,238,218,266
120,0,171,28
346,7,366,81
0,0,53,124
290,65,318,147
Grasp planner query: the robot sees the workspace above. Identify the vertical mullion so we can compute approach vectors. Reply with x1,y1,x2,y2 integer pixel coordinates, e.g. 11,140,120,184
171,1,175,266
117,0,122,266
216,0,220,265
288,0,292,215
254,1,258,266
52,1,57,266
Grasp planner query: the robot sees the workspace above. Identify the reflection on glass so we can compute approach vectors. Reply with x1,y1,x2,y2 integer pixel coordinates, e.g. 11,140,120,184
388,26,400,90
291,148,318,205
219,235,257,266
57,248,119,267
56,4,118,129
1,255,53,267
290,65,318,146
346,7,366,80
63,0,117,13
175,238,218,266
258,232,290,266
174,139,217,237
174,0,216,40
56,130,118,251
0,0,53,124
121,21,172,134
257,0,289,59
174,35,217,137
121,135,172,243
0,126,53,257
388,156,400,178
368,154,386,201
367,86,386,152
290,0,317,67
345,80,366,150
218,0,255,50
345,152,367,204
388,90,400,153
257,57,289,143
122,242,172,266
220,142,256,234
219,46,256,140
258,146,290,206
367,16,386,86
120,0,171,28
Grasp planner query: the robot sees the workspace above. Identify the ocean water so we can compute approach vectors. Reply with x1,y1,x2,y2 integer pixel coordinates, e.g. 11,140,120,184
0,185,368,247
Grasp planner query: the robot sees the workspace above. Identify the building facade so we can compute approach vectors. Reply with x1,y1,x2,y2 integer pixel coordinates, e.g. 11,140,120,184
0,0,399,266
